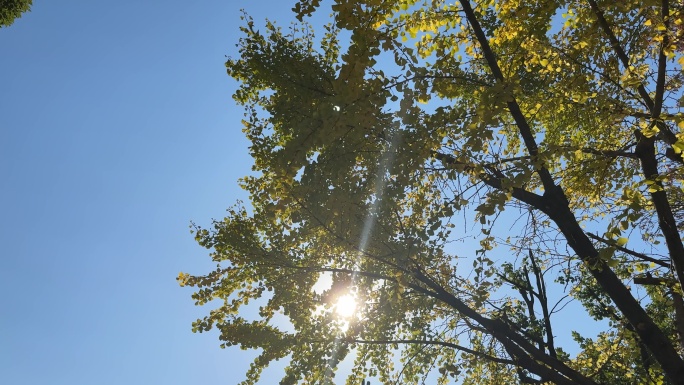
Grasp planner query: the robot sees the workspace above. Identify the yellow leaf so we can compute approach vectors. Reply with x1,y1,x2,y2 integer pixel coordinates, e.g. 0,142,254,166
645,19,652,26
616,237,628,247
672,141,684,154
641,125,660,138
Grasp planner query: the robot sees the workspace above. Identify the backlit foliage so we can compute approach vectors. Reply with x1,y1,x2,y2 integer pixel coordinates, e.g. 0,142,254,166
180,1,684,384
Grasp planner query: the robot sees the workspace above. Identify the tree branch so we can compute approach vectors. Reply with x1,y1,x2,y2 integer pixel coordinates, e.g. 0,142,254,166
586,0,681,163
457,0,557,192
409,263,600,385
433,113,684,383
586,232,670,268
652,0,669,119
432,151,546,209
345,338,514,365
529,250,557,359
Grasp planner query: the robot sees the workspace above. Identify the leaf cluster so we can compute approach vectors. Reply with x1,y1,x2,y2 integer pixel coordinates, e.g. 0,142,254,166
181,1,684,384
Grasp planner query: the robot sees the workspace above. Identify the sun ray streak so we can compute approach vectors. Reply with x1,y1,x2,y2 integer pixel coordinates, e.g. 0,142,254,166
325,131,402,380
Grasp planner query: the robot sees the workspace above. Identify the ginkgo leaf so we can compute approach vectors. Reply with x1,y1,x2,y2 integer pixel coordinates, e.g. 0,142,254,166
183,2,684,385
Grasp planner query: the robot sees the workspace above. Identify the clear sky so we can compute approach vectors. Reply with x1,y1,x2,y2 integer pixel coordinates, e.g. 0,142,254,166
0,1,300,384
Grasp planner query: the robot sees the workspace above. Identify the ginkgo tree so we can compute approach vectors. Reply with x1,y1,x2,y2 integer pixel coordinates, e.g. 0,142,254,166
179,0,684,384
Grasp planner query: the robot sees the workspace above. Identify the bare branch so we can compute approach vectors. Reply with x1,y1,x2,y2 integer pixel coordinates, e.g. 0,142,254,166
345,338,514,365
587,233,670,268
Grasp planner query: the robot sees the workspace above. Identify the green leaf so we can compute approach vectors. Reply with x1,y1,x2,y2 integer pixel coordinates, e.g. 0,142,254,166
184,2,684,384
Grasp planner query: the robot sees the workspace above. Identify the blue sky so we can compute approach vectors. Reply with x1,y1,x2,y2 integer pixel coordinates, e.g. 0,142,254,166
0,1,301,384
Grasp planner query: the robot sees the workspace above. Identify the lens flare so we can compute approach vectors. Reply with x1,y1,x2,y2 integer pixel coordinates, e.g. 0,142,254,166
335,294,357,318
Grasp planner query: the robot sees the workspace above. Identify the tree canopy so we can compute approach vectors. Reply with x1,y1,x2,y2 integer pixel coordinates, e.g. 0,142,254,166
0,0,31,28
179,1,684,384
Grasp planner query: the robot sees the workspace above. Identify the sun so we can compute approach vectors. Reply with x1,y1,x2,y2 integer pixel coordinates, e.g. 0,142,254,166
335,294,358,318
